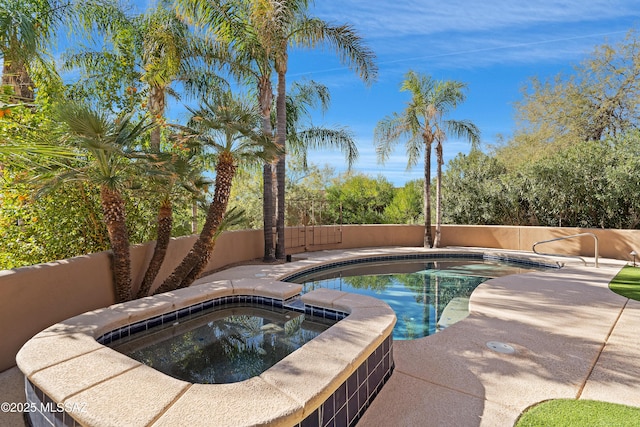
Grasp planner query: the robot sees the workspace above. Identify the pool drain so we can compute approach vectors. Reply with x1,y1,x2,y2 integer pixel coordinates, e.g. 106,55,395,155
486,341,515,354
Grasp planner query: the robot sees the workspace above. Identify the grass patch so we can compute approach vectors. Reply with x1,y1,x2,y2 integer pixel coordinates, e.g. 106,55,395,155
609,265,640,301
516,399,640,427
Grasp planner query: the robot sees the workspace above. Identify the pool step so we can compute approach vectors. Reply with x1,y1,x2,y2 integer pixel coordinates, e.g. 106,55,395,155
283,297,306,311
436,297,470,330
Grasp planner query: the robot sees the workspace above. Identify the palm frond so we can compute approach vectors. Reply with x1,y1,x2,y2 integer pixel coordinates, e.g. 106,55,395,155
293,126,358,168
374,113,411,163
214,206,246,237
445,119,481,149
293,17,378,85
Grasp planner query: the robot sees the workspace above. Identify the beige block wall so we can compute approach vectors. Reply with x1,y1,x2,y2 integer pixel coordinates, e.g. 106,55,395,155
439,225,640,261
2,224,639,373
0,229,263,373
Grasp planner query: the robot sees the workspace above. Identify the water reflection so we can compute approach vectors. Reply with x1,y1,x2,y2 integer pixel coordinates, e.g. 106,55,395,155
298,259,538,340
112,305,333,383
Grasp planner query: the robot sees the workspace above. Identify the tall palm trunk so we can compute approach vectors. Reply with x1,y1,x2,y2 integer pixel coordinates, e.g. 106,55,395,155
148,83,165,151
263,163,275,259
137,198,172,298
191,200,198,233
423,135,433,248
434,140,443,248
259,75,276,261
155,151,237,293
275,63,287,260
2,59,34,102
100,186,132,302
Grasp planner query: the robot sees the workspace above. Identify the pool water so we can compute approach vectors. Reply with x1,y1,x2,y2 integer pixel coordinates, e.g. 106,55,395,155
111,304,334,384
293,258,543,340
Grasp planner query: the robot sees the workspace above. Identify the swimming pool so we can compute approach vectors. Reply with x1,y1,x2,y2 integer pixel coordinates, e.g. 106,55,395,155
286,255,554,340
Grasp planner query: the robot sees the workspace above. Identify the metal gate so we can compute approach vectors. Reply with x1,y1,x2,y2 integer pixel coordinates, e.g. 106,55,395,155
284,200,342,249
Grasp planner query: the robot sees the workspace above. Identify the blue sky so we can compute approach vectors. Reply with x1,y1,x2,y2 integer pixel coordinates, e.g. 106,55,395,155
114,1,637,185
278,0,640,185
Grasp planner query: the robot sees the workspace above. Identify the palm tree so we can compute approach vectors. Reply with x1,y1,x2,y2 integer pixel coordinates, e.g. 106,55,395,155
135,153,210,298
155,92,277,293
174,0,279,261
0,0,117,102
177,0,376,260
374,70,479,248
66,2,230,270
285,80,359,169
260,0,378,259
41,103,155,302
0,0,56,101
65,1,229,150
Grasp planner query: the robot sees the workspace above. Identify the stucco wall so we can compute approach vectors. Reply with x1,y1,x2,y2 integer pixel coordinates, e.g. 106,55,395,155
1,225,638,372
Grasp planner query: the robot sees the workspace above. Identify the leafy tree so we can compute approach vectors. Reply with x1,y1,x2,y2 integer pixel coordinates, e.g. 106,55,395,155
601,131,640,229
284,159,334,226
503,30,640,167
0,176,197,270
227,166,264,229
0,180,108,268
227,159,336,229
375,71,478,247
384,179,423,224
441,150,520,225
326,174,394,224
521,135,640,228
443,131,640,229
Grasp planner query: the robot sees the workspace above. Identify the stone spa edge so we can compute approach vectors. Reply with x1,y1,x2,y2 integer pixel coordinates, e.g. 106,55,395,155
16,278,396,427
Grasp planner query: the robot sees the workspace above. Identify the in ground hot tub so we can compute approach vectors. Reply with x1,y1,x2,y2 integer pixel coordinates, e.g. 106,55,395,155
17,279,396,427
110,303,339,384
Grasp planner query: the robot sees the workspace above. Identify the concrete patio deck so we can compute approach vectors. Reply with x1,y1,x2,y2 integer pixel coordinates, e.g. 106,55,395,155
1,247,638,426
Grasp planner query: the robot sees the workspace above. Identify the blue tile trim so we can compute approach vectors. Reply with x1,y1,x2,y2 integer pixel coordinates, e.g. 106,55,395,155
35,292,373,427
25,379,80,427
296,335,394,427
281,252,560,283
97,294,348,346
26,334,392,427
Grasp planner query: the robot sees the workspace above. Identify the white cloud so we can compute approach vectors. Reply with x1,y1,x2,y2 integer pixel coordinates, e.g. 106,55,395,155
307,0,637,73
314,0,637,38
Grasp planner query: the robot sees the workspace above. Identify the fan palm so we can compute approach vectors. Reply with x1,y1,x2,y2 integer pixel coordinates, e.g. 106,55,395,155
41,103,155,302
135,152,210,298
374,71,479,247
155,92,277,293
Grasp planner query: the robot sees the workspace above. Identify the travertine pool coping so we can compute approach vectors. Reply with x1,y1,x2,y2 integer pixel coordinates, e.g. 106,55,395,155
16,279,396,427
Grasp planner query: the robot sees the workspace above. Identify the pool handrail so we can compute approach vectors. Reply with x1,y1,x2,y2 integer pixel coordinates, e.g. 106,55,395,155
532,232,599,268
